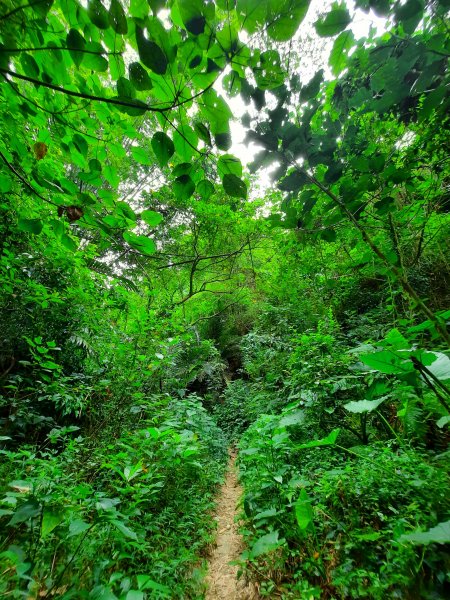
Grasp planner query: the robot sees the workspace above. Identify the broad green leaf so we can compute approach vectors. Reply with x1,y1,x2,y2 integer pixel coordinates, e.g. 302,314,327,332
172,163,192,177
131,146,153,166
81,41,108,72
109,0,128,34
18,218,43,234
253,50,285,90
279,410,305,427
123,232,156,255
9,499,41,525
173,175,195,201
130,0,149,19
72,133,88,157
437,416,450,429
201,89,233,135
278,170,308,192
151,132,175,167
89,586,118,600
20,54,39,78
218,154,242,178
31,0,53,17
359,351,413,374
223,174,247,199
129,63,153,91
141,210,163,226
214,132,232,151
193,121,211,145
67,29,86,67
329,30,355,75
344,397,387,413
251,531,284,557
116,201,137,222
254,508,278,520
61,234,78,252
111,519,138,540
117,77,136,99
395,0,424,34
173,125,198,161
299,69,324,101
399,521,450,545
9,480,32,492
41,510,64,538
236,0,267,34
126,592,144,600
178,0,206,35
297,428,340,449
424,352,450,381
136,28,168,75
315,5,351,37
294,488,314,531
68,519,91,536
136,575,171,594
267,0,310,42
196,179,215,200
88,0,110,29
382,328,409,350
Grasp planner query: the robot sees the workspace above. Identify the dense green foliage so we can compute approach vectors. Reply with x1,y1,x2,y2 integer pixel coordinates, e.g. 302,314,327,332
0,0,449,598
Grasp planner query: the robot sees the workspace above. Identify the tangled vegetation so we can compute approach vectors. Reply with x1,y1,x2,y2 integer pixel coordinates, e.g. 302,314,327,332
0,0,449,598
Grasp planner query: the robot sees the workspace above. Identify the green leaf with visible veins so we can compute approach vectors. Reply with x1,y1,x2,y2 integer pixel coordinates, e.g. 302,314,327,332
344,397,387,413
218,154,243,178
399,521,450,545
329,30,355,75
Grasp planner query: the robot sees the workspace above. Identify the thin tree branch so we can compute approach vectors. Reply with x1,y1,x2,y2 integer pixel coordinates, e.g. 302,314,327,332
0,68,217,114
0,150,59,207
0,0,46,21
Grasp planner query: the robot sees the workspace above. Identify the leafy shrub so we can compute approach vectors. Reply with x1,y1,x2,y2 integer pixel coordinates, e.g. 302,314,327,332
237,408,450,599
0,396,227,599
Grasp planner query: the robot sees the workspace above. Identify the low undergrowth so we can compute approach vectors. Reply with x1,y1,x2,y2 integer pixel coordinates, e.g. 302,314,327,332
0,396,227,599
238,415,449,599
231,306,450,599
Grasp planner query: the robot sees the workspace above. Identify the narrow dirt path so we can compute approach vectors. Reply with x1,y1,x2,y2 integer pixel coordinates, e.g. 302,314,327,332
205,453,258,600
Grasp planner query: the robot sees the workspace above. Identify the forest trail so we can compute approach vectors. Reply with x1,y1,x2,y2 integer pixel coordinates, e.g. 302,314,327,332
205,453,258,600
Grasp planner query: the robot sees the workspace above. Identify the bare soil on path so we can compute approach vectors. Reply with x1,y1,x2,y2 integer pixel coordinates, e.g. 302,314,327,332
205,454,258,600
